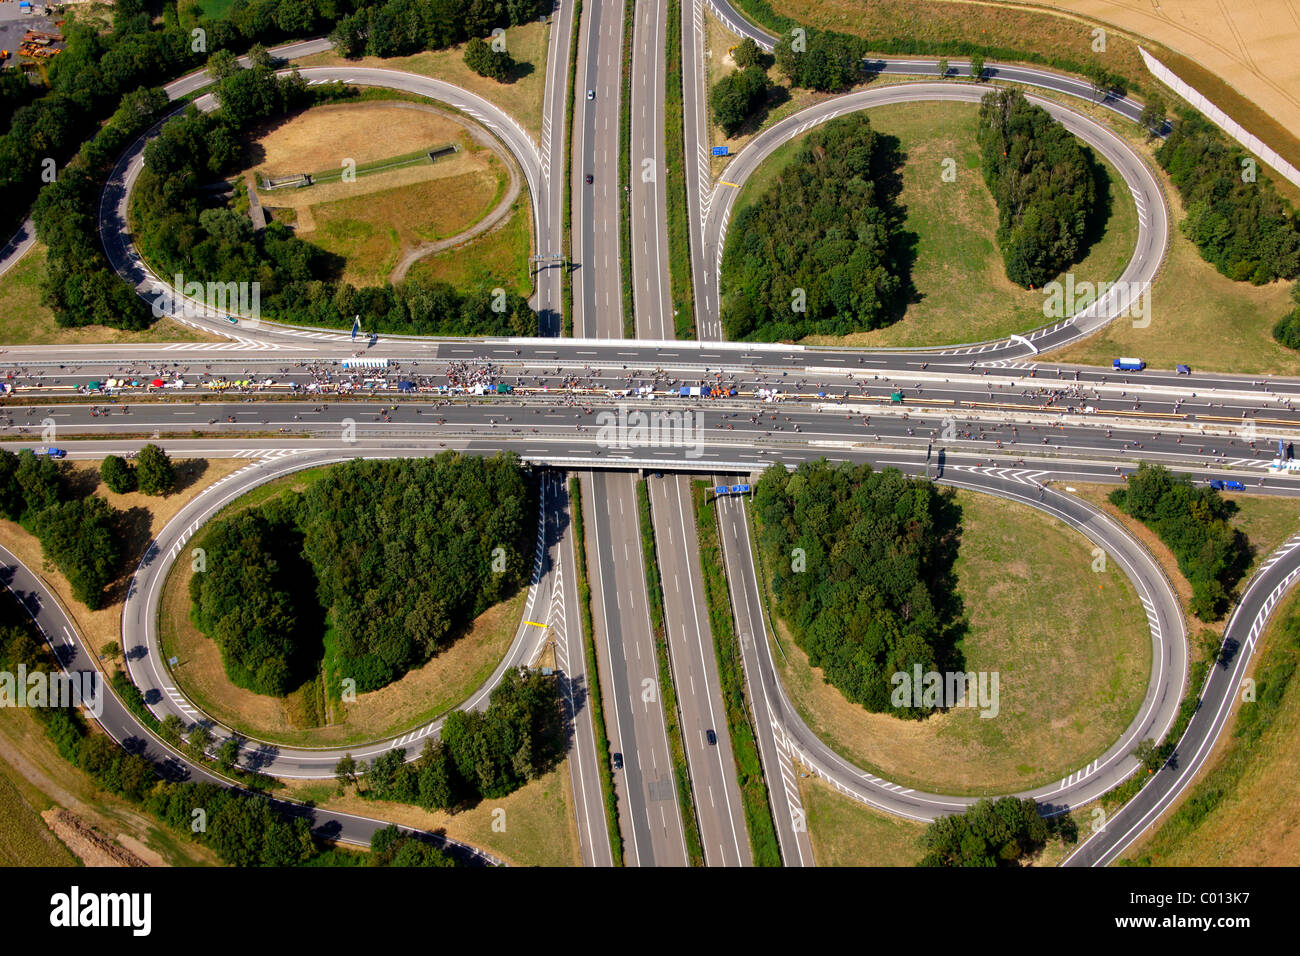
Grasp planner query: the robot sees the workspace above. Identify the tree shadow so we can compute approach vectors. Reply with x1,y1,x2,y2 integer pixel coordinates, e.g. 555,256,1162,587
171,457,210,497
504,59,535,85
1071,144,1114,267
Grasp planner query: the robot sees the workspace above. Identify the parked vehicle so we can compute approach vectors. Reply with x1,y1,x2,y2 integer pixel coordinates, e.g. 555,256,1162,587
1113,357,1146,371
36,447,66,458
1209,479,1225,490
1225,480,1245,491
1176,364,1191,375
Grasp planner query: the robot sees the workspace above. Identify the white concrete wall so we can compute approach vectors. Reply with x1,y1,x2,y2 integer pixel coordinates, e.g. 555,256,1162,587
1140,47,1300,191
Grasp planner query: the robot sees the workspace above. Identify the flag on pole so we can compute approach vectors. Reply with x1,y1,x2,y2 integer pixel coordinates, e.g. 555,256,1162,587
351,315,360,340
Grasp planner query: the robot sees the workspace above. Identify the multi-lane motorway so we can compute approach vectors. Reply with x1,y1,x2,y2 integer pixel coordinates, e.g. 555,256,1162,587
2,1,1298,871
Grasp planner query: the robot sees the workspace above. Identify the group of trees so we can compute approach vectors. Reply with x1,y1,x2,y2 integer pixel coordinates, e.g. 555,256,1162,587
328,0,546,59
300,454,534,690
191,454,535,696
100,444,175,496
711,64,772,136
976,88,1100,288
0,449,122,610
719,113,905,341
1157,110,1300,286
190,505,316,695
773,29,866,92
1109,464,1249,620
752,461,965,715
341,667,563,810
129,64,536,335
920,797,1073,866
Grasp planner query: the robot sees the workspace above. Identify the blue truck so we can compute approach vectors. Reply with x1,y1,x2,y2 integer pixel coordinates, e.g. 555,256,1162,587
1112,357,1146,371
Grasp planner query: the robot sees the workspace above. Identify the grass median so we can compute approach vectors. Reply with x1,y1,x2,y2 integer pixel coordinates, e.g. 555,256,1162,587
665,0,697,340
692,481,782,865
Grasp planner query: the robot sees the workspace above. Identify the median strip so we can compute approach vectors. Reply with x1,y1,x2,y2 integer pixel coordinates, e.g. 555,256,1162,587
636,477,706,866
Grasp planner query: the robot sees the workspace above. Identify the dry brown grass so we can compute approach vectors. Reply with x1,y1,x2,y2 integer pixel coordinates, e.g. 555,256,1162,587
285,758,581,867
247,102,469,178
0,709,220,866
1027,0,1300,173
0,458,243,661
767,489,1149,795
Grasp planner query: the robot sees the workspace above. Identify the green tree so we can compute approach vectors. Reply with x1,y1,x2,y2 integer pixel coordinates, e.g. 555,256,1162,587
710,65,771,136
135,443,175,496
935,58,949,79
335,753,359,793
100,454,137,494
1133,738,1163,773
732,37,762,69
969,53,984,80
1139,92,1166,138
158,714,185,746
463,37,514,81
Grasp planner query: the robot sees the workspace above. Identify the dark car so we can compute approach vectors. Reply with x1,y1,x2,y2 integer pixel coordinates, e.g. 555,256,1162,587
585,174,593,184
1209,479,1225,490
612,752,623,770
705,729,717,746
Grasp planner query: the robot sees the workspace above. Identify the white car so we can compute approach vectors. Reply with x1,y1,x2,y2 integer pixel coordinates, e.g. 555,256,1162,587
587,89,595,100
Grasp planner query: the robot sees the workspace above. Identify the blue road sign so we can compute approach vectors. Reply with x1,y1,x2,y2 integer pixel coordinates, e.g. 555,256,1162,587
712,146,729,156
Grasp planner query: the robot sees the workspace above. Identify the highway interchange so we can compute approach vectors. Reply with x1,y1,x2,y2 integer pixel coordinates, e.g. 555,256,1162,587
1,1,1298,870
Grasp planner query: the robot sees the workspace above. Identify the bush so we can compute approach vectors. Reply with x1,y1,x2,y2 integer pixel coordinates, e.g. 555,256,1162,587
135,444,175,496
463,37,514,81
101,455,138,494
1272,282,1300,350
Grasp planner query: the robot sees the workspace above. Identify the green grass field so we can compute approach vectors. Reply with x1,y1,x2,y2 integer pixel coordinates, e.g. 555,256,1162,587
406,194,534,296
764,488,1150,795
0,245,215,346
800,774,926,866
726,100,1139,348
